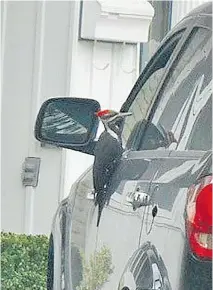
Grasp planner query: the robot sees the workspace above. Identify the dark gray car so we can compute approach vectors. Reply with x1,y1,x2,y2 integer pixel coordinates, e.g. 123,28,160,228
35,3,212,290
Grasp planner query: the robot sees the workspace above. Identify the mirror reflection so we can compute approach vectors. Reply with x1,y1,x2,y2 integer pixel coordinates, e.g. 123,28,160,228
37,98,100,145
41,102,88,143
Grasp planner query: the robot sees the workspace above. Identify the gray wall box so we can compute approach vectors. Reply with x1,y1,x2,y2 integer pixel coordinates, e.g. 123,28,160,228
21,157,41,187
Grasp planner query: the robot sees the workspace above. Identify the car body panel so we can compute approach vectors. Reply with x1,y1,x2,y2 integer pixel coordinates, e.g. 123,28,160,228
141,151,209,290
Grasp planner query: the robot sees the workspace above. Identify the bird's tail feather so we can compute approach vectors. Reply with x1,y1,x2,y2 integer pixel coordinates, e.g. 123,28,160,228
96,203,102,227
95,190,105,226
94,190,104,207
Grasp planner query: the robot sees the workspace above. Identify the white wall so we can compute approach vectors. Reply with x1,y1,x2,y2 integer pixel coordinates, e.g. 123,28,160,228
1,1,75,234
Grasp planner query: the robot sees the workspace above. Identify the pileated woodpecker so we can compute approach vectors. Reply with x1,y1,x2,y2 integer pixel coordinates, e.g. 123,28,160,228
93,109,132,227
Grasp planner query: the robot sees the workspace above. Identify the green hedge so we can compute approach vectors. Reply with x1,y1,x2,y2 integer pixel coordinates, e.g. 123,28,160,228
1,232,49,290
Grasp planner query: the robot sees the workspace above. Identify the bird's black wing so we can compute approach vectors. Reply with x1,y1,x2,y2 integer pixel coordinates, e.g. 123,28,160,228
93,131,123,226
93,131,123,194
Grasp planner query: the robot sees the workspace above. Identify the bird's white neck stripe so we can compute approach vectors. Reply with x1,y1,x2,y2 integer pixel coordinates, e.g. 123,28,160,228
108,128,119,139
104,123,119,140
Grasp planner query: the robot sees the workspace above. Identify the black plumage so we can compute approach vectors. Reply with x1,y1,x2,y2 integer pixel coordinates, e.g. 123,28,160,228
93,131,123,226
92,110,132,227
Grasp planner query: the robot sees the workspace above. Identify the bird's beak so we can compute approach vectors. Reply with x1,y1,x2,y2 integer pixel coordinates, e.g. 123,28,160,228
118,112,132,117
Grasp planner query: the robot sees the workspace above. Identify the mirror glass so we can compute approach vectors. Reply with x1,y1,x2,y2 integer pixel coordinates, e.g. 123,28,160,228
35,98,100,146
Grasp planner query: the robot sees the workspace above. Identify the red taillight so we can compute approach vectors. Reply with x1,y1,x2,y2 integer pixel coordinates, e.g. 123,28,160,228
186,175,212,260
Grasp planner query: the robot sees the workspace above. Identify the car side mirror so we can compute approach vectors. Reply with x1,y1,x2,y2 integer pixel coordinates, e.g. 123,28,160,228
35,97,100,149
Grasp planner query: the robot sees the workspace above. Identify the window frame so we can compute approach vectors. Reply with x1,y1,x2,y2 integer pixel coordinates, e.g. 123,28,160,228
120,29,186,148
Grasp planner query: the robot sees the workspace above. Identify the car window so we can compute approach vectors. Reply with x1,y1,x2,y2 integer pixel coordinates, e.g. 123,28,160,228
139,27,212,151
183,96,212,151
121,31,184,149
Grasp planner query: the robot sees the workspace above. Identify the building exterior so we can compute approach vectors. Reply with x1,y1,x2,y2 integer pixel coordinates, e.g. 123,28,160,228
1,0,209,235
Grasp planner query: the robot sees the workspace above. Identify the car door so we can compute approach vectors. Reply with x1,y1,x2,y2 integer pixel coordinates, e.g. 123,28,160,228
138,19,212,290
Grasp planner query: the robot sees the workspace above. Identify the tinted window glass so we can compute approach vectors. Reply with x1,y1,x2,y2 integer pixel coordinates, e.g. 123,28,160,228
121,32,183,149
140,28,212,151
184,97,212,151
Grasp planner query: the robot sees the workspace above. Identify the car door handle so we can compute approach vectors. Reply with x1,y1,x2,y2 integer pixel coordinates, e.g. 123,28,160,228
126,186,151,210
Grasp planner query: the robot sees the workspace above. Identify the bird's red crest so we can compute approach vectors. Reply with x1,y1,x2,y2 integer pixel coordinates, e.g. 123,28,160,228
95,109,111,117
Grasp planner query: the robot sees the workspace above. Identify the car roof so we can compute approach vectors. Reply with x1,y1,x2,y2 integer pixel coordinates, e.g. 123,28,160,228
183,2,212,19
162,2,212,45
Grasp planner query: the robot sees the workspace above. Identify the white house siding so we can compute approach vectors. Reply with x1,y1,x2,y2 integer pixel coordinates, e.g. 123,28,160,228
1,1,75,234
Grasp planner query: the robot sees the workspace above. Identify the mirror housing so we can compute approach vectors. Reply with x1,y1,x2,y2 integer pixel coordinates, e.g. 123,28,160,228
35,97,101,151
